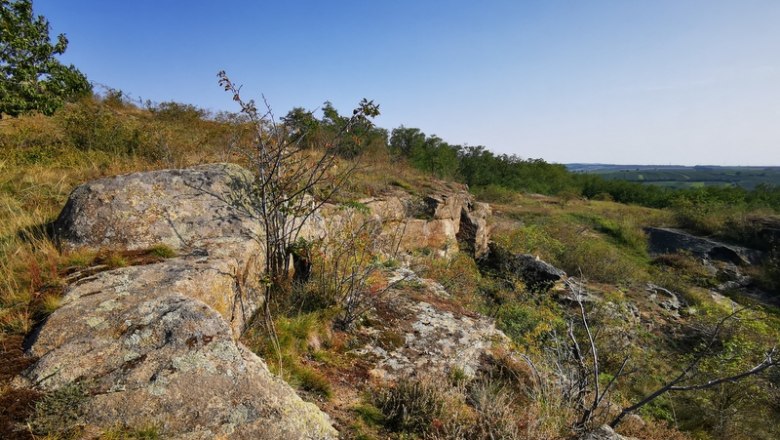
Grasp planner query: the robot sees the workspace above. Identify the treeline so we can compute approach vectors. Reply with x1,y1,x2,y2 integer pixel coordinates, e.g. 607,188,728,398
380,126,780,212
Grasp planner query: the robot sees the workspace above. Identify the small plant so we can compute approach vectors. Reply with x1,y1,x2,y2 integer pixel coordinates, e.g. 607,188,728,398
100,423,161,440
374,375,447,434
29,382,89,436
148,244,176,259
294,366,333,399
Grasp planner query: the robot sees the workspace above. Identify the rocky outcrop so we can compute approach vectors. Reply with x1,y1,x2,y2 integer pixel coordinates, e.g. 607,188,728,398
17,164,337,439
15,163,496,438
645,283,682,314
645,227,762,265
359,190,491,259
14,269,336,439
479,242,566,291
357,268,508,380
54,163,261,257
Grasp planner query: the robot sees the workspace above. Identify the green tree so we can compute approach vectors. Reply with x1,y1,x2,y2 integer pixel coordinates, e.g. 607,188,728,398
0,0,90,117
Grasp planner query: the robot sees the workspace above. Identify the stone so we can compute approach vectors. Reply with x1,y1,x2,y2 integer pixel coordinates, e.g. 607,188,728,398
16,164,339,438
645,283,682,313
54,163,262,257
52,163,267,336
457,201,491,258
479,242,566,291
645,227,763,265
581,425,637,440
357,268,509,381
344,190,491,259
15,268,336,439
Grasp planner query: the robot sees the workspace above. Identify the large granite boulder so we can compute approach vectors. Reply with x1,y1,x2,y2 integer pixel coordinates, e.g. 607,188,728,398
52,163,266,336
15,164,338,438
14,265,336,439
54,163,261,256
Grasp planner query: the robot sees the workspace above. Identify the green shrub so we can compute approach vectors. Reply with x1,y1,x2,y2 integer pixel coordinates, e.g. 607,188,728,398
497,303,540,344
148,244,176,259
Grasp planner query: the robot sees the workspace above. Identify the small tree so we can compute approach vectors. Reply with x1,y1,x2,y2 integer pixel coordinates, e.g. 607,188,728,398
0,0,91,117
216,71,379,336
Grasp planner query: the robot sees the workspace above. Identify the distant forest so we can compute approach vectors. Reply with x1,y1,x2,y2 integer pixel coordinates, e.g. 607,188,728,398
321,121,780,212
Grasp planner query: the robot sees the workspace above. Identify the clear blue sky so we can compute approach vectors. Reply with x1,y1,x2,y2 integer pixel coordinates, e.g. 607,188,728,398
37,0,780,165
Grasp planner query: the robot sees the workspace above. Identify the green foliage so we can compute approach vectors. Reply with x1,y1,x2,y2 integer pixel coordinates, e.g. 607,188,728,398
570,212,648,257
100,424,161,440
0,0,91,117
148,244,176,259
496,303,538,342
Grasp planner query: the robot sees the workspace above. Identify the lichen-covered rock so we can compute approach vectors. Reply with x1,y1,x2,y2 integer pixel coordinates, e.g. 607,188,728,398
358,268,508,380
15,265,336,439
52,164,267,335
16,164,340,438
357,190,491,259
54,163,262,256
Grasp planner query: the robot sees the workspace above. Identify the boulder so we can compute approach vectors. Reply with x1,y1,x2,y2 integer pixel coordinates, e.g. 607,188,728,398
645,227,762,265
480,242,566,291
52,163,266,336
457,201,491,258
357,268,508,380
15,264,336,439
54,163,262,257
15,164,339,438
355,190,491,259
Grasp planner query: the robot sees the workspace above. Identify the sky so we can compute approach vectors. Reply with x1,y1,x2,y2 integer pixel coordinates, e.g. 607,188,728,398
36,0,780,166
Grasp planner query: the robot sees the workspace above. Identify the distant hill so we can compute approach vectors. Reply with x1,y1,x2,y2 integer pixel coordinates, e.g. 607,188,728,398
566,164,780,189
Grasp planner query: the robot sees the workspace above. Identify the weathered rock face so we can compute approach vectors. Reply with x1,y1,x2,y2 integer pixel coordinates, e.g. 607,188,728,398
359,190,491,259
356,268,509,380
17,163,495,438
645,227,763,265
479,242,566,291
15,269,336,439
55,163,261,257
18,164,337,439
53,163,266,336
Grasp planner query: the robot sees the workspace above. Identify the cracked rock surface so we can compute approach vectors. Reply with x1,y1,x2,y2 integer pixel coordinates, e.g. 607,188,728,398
16,164,337,439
